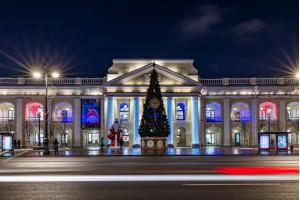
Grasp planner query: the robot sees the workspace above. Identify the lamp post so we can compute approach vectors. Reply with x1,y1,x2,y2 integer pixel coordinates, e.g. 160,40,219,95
33,71,59,155
267,107,272,131
37,106,42,147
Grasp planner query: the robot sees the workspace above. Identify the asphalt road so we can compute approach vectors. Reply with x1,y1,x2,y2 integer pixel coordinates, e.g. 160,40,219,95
0,156,298,200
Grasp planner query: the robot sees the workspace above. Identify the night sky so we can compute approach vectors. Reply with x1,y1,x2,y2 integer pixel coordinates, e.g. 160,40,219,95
0,0,298,78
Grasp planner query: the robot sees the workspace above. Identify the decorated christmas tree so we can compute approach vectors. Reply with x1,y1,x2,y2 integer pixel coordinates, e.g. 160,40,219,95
139,67,170,137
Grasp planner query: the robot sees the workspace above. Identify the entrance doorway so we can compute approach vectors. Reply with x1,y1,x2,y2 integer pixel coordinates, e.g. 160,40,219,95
235,133,240,146
176,127,187,147
206,133,215,145
88,133,99,144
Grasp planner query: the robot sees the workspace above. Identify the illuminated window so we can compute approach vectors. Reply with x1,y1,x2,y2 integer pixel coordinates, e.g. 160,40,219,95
53,102,73,122
259,102,277,121
25,102,43,122
206,102,221,122
230,102,251,122
119,103,129,121
176,103,186,120
287,102,299,121
0,102,14,121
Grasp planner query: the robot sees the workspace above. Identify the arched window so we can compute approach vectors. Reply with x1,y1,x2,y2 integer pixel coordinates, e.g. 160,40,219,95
287,102,299,121
53,102,73,122
259,102,277,121
0,102,15,121
231,102,251,122
176,103,186,120
206,102,221,122
119,103,129,121
25,102,44,121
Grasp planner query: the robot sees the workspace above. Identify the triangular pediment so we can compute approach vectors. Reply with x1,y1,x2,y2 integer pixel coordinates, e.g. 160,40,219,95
104,63,201,86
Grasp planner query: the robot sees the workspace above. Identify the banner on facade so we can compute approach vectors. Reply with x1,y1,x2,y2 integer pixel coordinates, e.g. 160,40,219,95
81,99,100,128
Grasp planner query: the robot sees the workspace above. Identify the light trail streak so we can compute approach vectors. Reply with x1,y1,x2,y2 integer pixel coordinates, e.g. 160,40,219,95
0,175,297,182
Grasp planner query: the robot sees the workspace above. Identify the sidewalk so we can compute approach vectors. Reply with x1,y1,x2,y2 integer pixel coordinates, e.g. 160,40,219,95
1,146,298,157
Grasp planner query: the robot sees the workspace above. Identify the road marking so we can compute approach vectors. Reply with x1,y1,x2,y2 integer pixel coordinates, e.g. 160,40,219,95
182,183,282,186
1,151,29,164
0,175,297,182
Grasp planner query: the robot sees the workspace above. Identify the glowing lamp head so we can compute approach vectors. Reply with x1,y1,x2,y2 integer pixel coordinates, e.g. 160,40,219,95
52,72,59,78
266,108,272,114
33,72,41,78
296,73,299,78
233,107,237,111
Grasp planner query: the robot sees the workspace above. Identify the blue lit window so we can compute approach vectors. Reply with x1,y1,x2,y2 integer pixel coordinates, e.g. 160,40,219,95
176,103,186,120
231,102,251,122
119,103,129,121
206,102,221,122
53,102,73,122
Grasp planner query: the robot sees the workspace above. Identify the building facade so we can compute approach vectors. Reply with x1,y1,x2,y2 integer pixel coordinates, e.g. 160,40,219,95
0,59,298,148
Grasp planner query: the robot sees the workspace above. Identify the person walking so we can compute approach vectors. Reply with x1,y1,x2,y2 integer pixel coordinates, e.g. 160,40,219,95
17,140,20,149
119,137,123,150
53,138,59,155
100,137,105,151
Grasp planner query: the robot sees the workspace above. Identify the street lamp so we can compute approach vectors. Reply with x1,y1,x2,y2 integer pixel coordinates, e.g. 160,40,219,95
33,71,60,155
37,106,42,147
267,107,272,131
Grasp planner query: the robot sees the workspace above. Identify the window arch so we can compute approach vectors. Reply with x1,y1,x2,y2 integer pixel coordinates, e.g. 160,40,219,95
0,102,15,121
176,103,186,120
119,102,129,121
206,102,221,122
231,102,251,122
53,102,73,122
259,101,277,121
287,102,299,121
25,102,43,121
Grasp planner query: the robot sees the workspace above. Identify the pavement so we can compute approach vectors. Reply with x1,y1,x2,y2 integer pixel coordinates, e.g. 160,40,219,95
0,155,298,200
0,146,298,157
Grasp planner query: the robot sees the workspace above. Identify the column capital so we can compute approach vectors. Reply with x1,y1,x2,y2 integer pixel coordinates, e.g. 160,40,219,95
223,98,230,102
133,96,140,100
167,97,173,100
16,97,23,102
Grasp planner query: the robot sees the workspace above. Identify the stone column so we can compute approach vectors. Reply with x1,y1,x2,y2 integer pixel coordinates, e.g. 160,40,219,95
16,98,23,145
200,96,205,147
100,97,104,138
74,98,81,147
167,97,174,147
279,98,286,131
223,98,230,146
107,97,114,145
251,98,257,146
191,97,200,147
133,97,140,147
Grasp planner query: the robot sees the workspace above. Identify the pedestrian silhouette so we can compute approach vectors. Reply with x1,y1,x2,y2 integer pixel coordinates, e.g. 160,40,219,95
100,137,105,151
53,138,59,155
17,140,20,149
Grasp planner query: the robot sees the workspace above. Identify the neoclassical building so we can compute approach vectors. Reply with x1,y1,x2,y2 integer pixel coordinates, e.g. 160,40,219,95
0,59,298,148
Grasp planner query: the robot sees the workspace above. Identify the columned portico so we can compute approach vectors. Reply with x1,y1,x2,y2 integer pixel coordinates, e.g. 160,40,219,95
191,96,200,147
16,98,23,144
167,97,174,147
223,98,230,146
74,98,81,147
100,97,104,139
133,97,140,147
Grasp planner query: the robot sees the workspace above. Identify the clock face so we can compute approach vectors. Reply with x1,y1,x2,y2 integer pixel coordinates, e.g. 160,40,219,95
157,140,164,148
150,98,160,108
147,140,154,148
